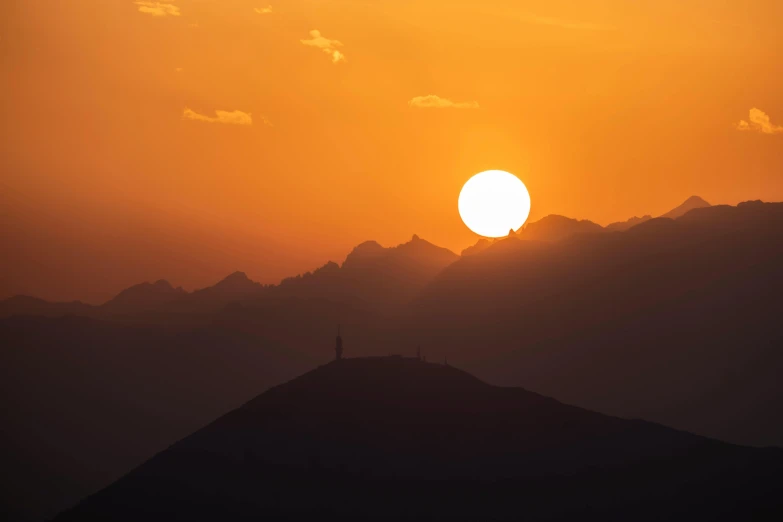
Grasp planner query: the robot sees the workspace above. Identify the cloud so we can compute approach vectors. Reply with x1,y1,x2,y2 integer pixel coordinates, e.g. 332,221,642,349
736,108,783,135
408,95,479,109
301,30,346,63
254,6,273,14
175,67,183,73
134,1,180,17
183,108,254,126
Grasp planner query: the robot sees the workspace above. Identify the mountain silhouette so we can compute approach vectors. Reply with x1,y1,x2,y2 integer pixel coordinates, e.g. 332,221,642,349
461,237,492,256
0,196,714,319
519,214,604,241
605,214,652,232
0,235,457,319
207,271,262,295
102,279,187,314
0,295,95,318
55,358,782,521
272,234,458,312
458,215,604,256
407,201,783,446
660,195,711,219
518,215,603,241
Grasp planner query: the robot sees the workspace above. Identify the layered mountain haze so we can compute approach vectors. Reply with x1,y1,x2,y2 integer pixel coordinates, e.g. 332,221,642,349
2,197,782,521
0,196,708,320
460,195,712,253
0,235,457,320
275,235,458,312
408,200,783,446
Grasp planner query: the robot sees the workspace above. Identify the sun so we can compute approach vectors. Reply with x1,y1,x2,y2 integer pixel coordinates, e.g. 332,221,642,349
458,170,531,238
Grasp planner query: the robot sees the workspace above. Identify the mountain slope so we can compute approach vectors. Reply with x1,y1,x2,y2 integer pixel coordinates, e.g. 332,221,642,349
273,234,458,312
606,214,652,231
56,358,782,521
102,279,187,314
407,201,783,446
0,295,95,318
519,215,605,242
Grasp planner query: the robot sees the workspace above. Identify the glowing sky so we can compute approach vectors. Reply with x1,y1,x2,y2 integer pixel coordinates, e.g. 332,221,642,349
1,0,782,302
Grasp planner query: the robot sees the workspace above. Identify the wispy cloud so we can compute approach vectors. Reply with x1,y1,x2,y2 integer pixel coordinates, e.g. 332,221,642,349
183,108,257,126
408,95,479,110
301,30,345,64
516,12,610,31
134,1,180,17
254,6,273,15
736,108,783,135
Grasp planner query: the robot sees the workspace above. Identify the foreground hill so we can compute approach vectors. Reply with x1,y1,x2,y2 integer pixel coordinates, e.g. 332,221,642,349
56,358,782,521
408,201,783,446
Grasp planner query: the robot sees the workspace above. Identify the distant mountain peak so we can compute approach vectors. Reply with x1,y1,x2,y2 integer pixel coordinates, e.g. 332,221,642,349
103,278,186,311
209,271,260,295
214,271,252,286
342,240,387,268
461,238,492,256
684,195,710,205
660,196,711,220
520,215,604,242
222,271,250,281
125,279,182,293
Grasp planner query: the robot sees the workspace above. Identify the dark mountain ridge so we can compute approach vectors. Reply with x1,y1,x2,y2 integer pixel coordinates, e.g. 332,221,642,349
56,358,783,521
459,195,712,254
406,200,783,445
0,196,711,318
0,235,457,319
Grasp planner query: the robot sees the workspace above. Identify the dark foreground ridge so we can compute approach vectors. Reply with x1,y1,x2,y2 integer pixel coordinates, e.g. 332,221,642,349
57,357,782,521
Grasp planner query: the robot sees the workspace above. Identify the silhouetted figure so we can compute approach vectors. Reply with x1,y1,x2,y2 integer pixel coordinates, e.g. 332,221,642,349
335,325,343,361
417,346,421,360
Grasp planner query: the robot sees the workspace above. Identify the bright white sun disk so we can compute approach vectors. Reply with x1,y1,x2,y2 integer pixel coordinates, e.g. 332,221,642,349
458,170,531,238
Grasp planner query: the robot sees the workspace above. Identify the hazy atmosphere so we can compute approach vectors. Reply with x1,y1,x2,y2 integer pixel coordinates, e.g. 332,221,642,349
2,0,782,302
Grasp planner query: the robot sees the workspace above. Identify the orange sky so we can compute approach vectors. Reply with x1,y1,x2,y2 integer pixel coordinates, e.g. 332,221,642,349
2,0,782,303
